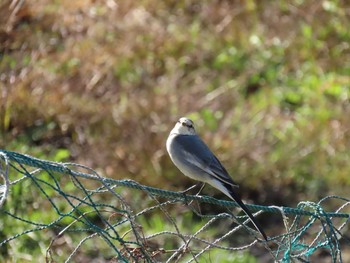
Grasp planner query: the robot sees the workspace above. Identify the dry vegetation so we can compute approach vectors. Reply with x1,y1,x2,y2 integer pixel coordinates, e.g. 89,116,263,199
0,0,350,261
1,0,350,202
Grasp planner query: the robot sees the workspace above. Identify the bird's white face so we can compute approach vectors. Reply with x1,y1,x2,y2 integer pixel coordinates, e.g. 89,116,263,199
171,117,196,135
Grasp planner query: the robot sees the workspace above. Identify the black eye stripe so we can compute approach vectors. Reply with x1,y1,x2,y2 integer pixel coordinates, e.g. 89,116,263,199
181,122,193,128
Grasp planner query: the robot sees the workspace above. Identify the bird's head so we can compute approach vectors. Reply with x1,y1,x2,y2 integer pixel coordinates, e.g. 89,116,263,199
171,117,196,135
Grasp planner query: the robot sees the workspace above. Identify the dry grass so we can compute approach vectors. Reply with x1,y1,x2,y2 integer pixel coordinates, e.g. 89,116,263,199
1,0,350,204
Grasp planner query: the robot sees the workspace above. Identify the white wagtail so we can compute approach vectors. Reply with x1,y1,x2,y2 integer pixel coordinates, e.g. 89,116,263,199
166,117,267,241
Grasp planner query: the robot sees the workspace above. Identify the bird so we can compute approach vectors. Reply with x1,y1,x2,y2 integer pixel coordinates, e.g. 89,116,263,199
166,117,267,241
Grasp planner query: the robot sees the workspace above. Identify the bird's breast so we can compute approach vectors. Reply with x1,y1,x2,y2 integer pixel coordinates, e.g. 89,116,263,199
166,135,211,182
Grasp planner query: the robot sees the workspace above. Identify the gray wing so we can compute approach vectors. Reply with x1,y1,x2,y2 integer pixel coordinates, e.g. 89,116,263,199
173,135,238,187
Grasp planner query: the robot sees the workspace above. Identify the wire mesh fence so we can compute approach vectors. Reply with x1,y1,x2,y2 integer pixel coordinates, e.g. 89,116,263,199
0,149,349,262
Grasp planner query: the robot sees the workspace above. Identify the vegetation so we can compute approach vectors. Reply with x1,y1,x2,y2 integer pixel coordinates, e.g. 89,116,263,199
1,0,349,261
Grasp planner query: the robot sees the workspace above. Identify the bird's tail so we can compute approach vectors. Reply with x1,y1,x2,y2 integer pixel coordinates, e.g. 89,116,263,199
226,187,267,241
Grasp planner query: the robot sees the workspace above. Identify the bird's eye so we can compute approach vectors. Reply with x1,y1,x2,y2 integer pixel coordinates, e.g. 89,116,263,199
181,122,193,128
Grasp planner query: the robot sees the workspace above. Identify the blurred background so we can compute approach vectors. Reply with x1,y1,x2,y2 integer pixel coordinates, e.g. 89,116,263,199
1,0,350,261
